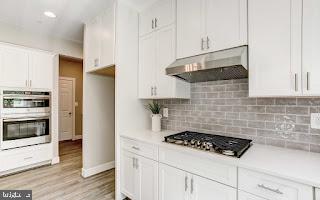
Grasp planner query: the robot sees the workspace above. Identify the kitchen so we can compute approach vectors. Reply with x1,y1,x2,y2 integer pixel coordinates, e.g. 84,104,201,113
0,0,320,200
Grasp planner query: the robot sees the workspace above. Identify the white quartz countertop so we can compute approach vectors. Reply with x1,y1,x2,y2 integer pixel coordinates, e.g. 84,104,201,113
120,130,320,188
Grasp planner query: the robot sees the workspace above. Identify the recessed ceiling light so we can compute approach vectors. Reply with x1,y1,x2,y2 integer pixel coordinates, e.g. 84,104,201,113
44,11,56,18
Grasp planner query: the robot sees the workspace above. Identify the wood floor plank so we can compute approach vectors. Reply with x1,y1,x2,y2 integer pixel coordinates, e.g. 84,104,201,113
0,140,115,200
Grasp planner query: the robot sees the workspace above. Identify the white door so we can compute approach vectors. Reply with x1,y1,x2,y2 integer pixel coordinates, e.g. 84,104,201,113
302,0,320,95
120,150,136,199
248,0,302,97
316,188,320,200
59,78,74,141
29,51,53,90
100,7,115,68
155,25,176,98
153,0,175,30
84,16,101,71
190,174,237,200
159,163,188,200
177,0,205,59
238,191,266,200
205,0,247,52
136,155,159,200
139,33,156,99
0,44,29,88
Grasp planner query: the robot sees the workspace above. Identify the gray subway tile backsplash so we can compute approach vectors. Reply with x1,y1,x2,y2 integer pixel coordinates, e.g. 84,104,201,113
157,78,320,153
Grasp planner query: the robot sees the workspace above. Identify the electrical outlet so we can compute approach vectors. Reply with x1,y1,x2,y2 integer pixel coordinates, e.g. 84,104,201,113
163,108,169,118
311,113,320,129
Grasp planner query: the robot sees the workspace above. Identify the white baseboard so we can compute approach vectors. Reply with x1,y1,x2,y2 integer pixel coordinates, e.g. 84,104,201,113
81,161,115,178
51,156,60,165
72,135,82,140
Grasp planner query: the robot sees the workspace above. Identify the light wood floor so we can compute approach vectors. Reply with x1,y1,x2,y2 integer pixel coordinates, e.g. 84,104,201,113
0,140,115,200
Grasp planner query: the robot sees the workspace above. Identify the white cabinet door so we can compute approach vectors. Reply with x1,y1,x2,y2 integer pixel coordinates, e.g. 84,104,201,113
120,150,136,199
139,33,156,99
139,6,156,37
84,16,101,71
29,51,53,90
153,0,176,30
136,155,158,200
0,45,29,88
316,188,320,200
191,175,237,200
205,0,247,52
100,7,115,68
302,0,320,95
238,191,266,200
159,163,187,200
155,25,176,98
177,0,205,59
248,0,302,97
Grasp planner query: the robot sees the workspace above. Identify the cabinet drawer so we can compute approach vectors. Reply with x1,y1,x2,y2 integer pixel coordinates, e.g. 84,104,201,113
159,146,237,187
238,191,266,200
0,144,52,172
316,188,320,200
121,137,158,161
238,168,313,200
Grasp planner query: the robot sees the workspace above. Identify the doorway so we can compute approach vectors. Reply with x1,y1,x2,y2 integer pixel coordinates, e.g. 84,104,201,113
58,55,83,142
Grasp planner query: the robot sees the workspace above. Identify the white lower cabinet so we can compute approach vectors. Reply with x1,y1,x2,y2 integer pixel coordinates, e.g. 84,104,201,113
238,191,266,200
316,188,320,200
120,149,158,200
159,163,236,200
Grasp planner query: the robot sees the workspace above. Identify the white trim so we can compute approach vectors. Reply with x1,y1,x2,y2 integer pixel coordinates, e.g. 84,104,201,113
72,135,82,140
51,156,60,165
58,77,76,141
81,161,115,178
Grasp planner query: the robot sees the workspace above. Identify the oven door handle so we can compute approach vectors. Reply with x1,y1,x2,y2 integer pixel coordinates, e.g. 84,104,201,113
3,96,50,100
3,116,50,122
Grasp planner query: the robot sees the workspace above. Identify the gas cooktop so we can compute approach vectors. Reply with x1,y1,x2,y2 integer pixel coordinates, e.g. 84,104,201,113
164,131,252,158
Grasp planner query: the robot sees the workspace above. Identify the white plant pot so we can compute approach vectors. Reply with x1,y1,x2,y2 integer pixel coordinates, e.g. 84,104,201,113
151,114,162,132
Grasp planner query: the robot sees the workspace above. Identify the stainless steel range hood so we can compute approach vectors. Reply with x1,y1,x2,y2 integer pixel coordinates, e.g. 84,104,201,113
166,46,248,83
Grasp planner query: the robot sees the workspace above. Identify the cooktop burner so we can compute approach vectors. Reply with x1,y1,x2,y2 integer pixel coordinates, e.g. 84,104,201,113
164,131,252,158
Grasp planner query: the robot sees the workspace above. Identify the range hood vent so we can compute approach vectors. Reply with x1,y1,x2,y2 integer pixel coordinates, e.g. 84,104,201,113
166,46,248,83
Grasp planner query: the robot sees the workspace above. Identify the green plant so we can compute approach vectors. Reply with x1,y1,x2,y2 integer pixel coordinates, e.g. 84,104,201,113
146,102,163,114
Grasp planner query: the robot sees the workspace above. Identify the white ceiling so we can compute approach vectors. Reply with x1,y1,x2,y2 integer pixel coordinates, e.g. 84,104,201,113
0,0,114,43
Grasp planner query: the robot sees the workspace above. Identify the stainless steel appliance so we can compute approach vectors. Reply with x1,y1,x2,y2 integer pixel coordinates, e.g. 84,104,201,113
164,131,252,158
166,46,248,83
0,90,51,150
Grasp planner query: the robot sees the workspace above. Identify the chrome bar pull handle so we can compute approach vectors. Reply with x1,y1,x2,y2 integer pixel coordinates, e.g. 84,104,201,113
258,184,283,195
307,72,310,91
152,19,154,29
132,158,135,168
185,176,188,191
294,73,298,92
206,36,210,49
155,18,158,28
191,177,194,194
201,38,205,51
132,146,140,151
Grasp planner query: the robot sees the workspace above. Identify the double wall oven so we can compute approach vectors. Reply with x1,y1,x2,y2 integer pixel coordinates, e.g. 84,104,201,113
0,90,51,150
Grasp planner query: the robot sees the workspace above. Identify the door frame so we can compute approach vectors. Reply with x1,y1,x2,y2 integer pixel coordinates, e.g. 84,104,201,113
59,76,76,141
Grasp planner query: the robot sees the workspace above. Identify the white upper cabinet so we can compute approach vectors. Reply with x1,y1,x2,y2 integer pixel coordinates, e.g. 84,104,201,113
248,0,302,97
29,51,54,90
84,4,115,72
139,0,176,36
302,0,320,95
177,0,247,59
0,43,54,90
205,0,247,52
0,44,29,88
138,1,190,99
177,0,204,59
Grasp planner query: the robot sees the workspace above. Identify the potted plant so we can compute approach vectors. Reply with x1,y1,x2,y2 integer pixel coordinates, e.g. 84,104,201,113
147,102,163,132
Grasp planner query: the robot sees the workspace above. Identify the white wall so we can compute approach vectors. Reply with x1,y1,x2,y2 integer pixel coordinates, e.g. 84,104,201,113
115,1,151,199
82,73,115,177
0,21,83,59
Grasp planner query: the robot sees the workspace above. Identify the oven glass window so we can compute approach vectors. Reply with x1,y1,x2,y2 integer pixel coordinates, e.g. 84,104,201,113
3,98,49,108
3,118,50,141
